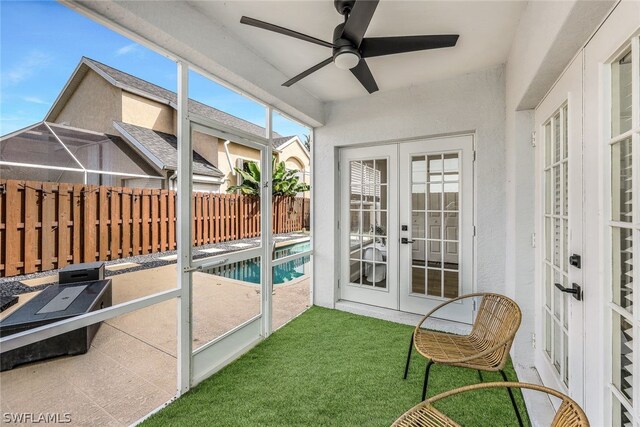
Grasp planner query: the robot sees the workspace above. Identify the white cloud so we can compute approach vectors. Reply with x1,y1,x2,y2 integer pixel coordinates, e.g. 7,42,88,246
23,96,48,105
115,43,139,56
2,51,52,86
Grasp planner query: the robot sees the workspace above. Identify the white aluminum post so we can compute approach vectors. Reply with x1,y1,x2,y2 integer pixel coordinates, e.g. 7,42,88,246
176,61,192,394
261,107,274,337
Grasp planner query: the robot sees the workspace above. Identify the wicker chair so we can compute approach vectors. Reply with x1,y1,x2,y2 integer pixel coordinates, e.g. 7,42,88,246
391,382,589,427
403,293,522,423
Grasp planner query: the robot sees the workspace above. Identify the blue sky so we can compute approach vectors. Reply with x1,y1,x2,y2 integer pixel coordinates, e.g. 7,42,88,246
0,1,309,139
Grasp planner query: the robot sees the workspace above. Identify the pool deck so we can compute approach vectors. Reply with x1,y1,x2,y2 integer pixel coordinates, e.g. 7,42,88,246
0,264,310,426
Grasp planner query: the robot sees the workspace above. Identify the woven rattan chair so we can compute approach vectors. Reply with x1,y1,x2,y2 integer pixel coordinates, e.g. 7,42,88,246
391,382,589,427
403,293,522,423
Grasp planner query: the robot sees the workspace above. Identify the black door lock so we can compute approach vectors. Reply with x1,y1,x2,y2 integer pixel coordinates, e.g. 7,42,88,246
569,254,581,269
401,237,414,244
554,282,582,301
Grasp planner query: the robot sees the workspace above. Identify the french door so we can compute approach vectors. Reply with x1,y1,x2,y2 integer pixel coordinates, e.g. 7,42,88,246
340,135,474,323
398,136,474,323
534,54,584,402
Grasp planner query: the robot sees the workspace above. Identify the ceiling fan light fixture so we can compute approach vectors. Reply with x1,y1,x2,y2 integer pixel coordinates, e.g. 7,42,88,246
334,48,360,70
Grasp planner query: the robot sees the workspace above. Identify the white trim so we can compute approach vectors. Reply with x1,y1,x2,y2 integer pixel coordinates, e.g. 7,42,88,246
0,288,179,352
276,136,311,160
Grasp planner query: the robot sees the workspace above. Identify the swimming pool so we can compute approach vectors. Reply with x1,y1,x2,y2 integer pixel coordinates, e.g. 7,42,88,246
205,241,311,285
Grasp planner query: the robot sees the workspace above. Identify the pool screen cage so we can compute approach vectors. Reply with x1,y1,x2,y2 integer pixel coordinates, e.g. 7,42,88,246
0,122,164,187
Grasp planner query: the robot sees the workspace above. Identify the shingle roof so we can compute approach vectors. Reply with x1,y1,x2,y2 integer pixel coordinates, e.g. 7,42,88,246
272,136,295,149
84,58,291,144
114,121,224,177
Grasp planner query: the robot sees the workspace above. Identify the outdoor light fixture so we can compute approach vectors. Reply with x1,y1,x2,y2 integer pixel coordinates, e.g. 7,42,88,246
333,47,360,70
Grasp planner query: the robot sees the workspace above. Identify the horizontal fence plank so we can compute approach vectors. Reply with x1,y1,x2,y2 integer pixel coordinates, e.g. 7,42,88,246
0,179,308,277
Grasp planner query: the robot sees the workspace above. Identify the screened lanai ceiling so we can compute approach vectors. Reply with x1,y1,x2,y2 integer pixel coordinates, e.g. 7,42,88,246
0,122,162,183
188,1,527,101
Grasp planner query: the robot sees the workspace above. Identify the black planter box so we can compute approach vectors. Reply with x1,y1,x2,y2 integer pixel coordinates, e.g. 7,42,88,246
0,280,112,371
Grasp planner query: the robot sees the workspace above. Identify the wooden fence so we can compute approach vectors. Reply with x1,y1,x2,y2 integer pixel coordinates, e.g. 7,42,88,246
0,180,309,277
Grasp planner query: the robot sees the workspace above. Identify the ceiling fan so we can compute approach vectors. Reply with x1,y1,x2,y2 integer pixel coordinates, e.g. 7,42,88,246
240,0,459,94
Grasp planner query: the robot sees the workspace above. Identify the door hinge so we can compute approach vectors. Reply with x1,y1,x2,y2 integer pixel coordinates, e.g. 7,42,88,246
531,232,536,248
473,151,477,162
473,226,476,237
530,131,536,147
337,279,340,289
532,333,536,349
337,220,340,230
472,299,477,311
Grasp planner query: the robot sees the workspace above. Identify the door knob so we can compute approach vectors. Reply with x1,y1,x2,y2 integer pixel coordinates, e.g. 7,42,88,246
554,282,582,301
401,237,414,244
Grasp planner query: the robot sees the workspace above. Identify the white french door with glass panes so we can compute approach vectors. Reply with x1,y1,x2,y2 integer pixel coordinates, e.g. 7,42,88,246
340,145,398,309
582,3,639,423
398,136,474,323
340,136,474,323
535,53,584,401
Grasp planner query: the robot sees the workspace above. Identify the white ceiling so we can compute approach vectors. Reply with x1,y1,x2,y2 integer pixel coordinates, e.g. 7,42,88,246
189,1,527,102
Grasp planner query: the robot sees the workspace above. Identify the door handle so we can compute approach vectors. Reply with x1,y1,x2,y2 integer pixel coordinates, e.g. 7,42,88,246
401,237,414,244
554,282,582,301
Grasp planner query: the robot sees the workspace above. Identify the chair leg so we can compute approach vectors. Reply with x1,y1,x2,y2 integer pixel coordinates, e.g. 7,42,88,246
422,360,434,401
500,370,524,427
403,332,414,380
477,370,483,382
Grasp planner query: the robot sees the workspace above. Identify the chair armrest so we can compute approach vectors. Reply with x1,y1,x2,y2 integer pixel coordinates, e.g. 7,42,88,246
414,292,488,333
435,336,515,365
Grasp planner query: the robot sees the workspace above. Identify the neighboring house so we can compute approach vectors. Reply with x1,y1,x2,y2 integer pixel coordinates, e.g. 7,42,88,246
0,57,310,192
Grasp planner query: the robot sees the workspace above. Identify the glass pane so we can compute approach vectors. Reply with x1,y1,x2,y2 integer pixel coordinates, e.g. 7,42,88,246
412,184,426,210
545,266,552,309
413,212,426,238
443,182,459,211
563,219,569,273
545,218,552,261
554,165,561,215
425,212,439,239
545,122,552,167
553,320,562,374
563,105,568,160
444,242,459,270
411,239,425,268
427,240,442,268
612,49,633,137
612,313,634,404
349,259,362,285
554,218,561,268
554,112,561,163
350,235,362,259
554,270,562,318
412,267,426,294
411,156,426,183
563,332,569,386
362,246,386,288
545,170,552,215
378,185,388,210
562,161,568,216
443,153,459,175
374,159,387,184
350,211,361,235
427,155,443,182
545,312,552,357
613,227,634,313
428,184,442,210
350,186,362,209
443,270,459,298
362,185,375,208
444,212,458,241
427,268,441,297
612,138,633,223
362,160,375,185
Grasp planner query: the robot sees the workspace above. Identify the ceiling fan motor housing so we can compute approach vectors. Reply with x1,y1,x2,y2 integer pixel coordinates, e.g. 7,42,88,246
334,0,356,16
332,23,361,69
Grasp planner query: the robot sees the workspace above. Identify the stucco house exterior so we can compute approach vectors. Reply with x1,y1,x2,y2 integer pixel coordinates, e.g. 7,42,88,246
1,57,310,192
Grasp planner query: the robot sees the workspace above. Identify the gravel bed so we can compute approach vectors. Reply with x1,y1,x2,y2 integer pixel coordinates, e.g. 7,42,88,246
0,232,309,299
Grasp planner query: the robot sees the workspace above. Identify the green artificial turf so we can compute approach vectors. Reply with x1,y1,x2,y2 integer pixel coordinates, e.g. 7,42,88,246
144,306,530,426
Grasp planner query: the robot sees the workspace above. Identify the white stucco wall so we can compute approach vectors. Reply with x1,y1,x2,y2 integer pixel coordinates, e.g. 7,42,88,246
313,65,506,309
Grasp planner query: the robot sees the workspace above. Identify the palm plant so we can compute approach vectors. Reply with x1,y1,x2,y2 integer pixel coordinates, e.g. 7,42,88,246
227,159,310,197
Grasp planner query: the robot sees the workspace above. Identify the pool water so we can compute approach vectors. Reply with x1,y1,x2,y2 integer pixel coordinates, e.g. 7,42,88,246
207,241,310,285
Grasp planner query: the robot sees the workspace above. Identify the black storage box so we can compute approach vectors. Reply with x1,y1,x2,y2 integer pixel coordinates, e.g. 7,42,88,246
0,279,112,371
58,262,105,284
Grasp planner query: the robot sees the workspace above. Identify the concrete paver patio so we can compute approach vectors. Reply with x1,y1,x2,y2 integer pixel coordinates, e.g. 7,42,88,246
0,264,310,426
